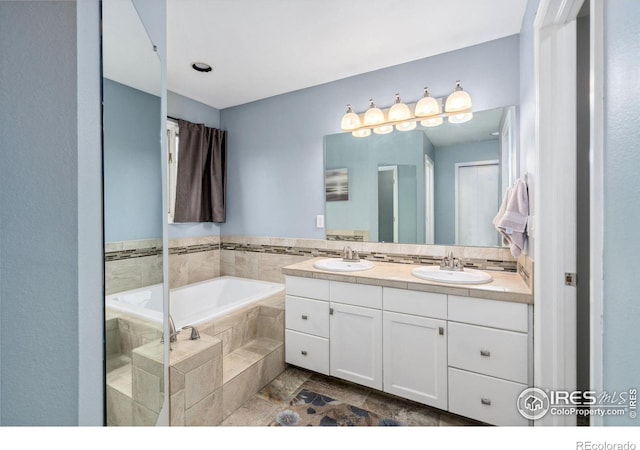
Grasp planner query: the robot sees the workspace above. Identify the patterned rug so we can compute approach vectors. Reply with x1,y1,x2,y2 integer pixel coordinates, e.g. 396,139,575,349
270,389,404,426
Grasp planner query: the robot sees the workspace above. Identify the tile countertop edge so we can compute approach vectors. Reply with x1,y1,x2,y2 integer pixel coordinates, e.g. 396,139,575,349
281,258,534,305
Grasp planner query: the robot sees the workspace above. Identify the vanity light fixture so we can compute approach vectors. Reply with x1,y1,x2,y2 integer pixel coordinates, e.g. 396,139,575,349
340,81,473,137
444,80,473,123
340,104,361,131
363,99,385,126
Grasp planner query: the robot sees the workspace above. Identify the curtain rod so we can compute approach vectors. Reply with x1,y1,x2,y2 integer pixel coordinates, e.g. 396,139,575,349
167,115,180,122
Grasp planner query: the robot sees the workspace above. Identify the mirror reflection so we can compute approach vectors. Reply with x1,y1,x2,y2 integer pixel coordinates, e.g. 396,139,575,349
102,0,164,426
324,106,517,247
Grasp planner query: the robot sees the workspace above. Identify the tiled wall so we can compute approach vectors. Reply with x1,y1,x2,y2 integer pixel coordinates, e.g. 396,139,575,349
105,236,221,294
107,235,526,292
105,239,163,295
220,236,519,284
168,236,220,288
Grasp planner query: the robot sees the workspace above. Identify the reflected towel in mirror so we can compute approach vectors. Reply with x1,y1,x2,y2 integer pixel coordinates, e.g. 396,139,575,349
493,178,529,258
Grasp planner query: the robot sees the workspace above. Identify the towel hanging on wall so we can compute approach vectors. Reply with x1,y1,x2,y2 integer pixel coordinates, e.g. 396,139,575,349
493,177,529,258
174,119,227,223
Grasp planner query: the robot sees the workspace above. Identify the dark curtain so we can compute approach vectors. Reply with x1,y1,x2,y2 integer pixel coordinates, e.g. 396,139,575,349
174,119,227,223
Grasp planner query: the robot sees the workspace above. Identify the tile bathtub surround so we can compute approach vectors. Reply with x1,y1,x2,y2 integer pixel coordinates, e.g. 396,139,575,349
169,236,221,288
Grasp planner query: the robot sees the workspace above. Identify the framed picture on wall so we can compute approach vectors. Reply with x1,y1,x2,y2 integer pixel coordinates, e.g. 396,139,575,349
325,168,349,201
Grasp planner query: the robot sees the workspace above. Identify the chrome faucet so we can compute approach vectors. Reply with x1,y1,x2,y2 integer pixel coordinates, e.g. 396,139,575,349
161,314,180,343
182,325,200,340
342,245,360,262
440,251,464,272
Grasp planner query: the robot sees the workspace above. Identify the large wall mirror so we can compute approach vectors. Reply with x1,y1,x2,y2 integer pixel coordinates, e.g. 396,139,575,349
102,0,166,426
324,106,518,248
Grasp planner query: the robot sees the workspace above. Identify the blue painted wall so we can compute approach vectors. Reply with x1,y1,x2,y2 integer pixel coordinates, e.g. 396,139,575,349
167,90,222,239
433,140,499,245
220,35,520,238
0,0,81,425
603,0,640,426
103,79,162,242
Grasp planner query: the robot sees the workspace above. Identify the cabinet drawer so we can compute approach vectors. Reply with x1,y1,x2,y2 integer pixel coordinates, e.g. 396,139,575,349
448,295,528,332
285,276,329,300
383,287,446,319
448,322,528,383
285,330,329,375
448,368,529,426
285,295,329,338
330,281,382,309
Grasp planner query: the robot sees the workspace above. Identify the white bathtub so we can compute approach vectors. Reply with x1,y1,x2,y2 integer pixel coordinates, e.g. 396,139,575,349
106,276,284,329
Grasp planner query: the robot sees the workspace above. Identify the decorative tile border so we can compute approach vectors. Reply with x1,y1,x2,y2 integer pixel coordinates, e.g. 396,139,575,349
169,243,219,255
105,246,162,261
106,243,220,262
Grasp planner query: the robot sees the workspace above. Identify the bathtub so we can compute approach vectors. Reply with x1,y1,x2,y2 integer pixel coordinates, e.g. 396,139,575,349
106,276,284,329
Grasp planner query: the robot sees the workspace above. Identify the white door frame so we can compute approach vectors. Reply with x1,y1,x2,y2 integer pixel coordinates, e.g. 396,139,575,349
425,155,434,244
533,0,583,426
589,0,605,426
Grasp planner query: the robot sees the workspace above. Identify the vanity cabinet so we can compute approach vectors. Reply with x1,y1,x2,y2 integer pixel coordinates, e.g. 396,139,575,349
284,275,532,426
382,311,447,409
330,302,382,389
446,295,531,426
382,287,448,409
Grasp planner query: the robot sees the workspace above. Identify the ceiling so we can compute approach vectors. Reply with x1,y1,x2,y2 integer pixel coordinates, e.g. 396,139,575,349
102,0,161,96
167,0,528,110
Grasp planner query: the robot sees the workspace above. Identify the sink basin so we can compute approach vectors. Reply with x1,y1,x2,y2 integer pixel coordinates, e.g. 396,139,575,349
313,258,374,272
411,265,493,285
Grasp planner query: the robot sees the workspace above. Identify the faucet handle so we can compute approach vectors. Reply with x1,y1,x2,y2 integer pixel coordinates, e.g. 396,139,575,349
182,326,200,340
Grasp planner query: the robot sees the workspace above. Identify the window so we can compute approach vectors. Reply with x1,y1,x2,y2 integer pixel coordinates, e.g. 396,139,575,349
167,119,179,223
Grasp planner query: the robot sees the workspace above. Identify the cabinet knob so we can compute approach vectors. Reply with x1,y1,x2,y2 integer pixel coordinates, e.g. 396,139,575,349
481,398,492,406
301,350,307,356
438,327,444,336
480,350,491,357
301,314,308,320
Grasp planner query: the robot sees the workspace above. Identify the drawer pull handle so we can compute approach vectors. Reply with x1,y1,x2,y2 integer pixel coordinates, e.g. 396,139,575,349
301,314,308,320
301,350,307,356
481,398,492,406
480,350,491,357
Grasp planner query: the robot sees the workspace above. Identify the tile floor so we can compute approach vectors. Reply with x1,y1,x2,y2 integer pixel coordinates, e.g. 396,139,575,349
222,365,482,426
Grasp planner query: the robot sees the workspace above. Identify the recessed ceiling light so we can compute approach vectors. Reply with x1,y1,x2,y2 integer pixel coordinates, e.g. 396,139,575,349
490,131,500,136
191,62,212,73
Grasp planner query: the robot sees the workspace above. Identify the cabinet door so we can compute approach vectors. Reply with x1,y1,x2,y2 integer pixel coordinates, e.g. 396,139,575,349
329,303,382,390
383,311,448,410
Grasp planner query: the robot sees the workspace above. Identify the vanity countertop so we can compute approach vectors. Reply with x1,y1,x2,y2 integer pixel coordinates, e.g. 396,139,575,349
282,257,533,304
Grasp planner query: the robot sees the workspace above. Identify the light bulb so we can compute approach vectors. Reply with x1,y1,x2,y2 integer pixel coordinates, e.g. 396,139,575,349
420,117,444,127
414,88,441,117
396,121,417,132
444,81,472,113
448,112,473,124
373,125,393,135
363,99,385,126
340,104,361,131
388,94,411,122
352,128,371,137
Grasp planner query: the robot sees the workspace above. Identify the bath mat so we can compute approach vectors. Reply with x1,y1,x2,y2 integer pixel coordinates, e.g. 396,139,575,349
270,389,404,426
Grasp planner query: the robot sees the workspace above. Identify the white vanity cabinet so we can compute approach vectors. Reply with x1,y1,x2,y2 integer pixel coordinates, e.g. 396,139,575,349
284,275,533,426
382,288,448,410
446,295,531,426
284,277,330,375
